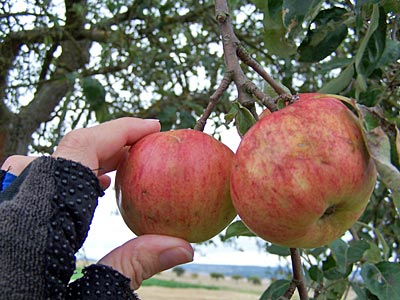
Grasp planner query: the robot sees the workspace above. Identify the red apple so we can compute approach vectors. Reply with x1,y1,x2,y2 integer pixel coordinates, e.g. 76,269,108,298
230,93,377,248
115,129,236,243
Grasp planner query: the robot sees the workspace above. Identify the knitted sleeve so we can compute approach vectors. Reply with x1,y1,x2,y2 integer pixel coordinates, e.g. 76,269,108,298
0,156,139,299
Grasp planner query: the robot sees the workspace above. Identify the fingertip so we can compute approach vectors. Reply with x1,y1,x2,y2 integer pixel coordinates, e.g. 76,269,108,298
98,174,111,190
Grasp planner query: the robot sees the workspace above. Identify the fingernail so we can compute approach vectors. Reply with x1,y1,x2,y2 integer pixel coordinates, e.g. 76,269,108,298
159,247,194,270
145,119,160,122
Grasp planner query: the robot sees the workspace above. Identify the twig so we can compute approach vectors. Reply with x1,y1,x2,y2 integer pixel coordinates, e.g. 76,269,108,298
289,248,309,300
194,72,233,131
283,281,298,299
237,44,288,96
214,0,258,117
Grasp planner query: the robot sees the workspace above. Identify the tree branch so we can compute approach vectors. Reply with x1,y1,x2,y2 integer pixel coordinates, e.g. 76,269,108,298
237,44,289,97
194,72,233,131
288,248,309,300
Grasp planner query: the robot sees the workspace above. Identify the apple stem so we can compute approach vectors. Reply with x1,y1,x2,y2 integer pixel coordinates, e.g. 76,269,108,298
288,248,309,300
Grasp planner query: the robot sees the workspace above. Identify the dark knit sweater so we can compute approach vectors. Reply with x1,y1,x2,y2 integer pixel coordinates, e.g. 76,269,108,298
0,156,139,299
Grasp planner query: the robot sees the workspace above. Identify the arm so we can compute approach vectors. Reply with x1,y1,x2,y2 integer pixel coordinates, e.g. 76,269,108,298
0,157,138,299
0,118,193,299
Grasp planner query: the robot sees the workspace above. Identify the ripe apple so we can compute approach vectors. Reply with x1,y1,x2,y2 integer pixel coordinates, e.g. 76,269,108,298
230,93,377,248
115,129,237,243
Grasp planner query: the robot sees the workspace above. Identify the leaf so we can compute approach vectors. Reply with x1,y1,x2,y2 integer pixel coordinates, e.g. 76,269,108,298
81,77,106,108
308,265,323,282
377,39,400,68
361,262,400,300
325,279,347,300
363,241,382,264
351,281,368,300
266,243,290,256
222,220,255,241
318,63,354,94
177,110,196,129
347,239,371,263
357,6,387,77
322,254,352,280
260,279,291,300
231,101,257,137
363,126,400,212
298,7,349,62
282,0,323,33
259,0,297,58
329,239,351,274
355,4,381,76
318,57,353,72
80,77,108,122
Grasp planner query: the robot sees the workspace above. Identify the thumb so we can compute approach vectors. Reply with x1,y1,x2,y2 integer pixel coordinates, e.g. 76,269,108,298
97,235,194,290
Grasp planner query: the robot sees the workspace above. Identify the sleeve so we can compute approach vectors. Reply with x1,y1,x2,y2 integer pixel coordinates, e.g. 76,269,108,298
0,156,139,300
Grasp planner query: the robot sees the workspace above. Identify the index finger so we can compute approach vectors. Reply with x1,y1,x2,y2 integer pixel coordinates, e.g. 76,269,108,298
53,118,160,174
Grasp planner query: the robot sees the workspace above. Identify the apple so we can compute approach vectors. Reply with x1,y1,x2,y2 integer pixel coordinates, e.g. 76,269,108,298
230,93,377,248
115,129,237,243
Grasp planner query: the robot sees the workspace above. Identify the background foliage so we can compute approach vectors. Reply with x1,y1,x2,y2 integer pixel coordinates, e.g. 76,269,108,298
1,0,399,299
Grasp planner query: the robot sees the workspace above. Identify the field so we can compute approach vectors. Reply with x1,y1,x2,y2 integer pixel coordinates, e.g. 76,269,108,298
136,271,298,300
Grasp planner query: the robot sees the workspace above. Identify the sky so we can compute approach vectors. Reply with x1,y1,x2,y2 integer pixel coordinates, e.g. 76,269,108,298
78,124,288,267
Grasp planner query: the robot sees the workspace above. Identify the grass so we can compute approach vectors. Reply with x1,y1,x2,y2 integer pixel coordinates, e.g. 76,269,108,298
142,278,220,290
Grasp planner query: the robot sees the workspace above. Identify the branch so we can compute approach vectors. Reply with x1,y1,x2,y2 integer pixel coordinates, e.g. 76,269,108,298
194,72,233,131
288,248,309,300
237,44,289,96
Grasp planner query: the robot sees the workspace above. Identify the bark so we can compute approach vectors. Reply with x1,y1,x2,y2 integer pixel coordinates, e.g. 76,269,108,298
0,0,90,163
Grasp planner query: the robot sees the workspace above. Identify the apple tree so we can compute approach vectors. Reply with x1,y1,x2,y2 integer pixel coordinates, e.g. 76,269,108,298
1,0,399,299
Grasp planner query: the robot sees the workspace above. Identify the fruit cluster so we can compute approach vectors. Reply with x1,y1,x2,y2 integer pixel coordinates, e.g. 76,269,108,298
115,93,377,247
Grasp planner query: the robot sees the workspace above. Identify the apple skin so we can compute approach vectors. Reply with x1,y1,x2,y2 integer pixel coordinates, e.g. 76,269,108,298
230,93,377,248
115,129,237,243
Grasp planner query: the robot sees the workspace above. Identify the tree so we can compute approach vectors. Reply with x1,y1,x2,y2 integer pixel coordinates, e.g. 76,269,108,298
1,0,399,299
172,266,185,277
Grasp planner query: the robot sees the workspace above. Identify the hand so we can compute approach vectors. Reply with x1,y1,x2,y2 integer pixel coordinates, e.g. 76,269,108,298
98,235,194,290
1,155,37,175
2,118,161,189
52,117,161,189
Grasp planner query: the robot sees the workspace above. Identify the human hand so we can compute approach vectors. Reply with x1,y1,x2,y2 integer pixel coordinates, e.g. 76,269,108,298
1,155,37,176
52,117,160,189
98,235,194,290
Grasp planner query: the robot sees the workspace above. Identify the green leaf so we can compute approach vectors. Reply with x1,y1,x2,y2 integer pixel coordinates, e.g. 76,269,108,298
282,0,323,32
298,7,349,62
80,77,108,122
361,262,400,300
326,279,348,300
351,281,368,300
177,110,196,129
266,243,290,256
232,101,257,137
355,4,380,75
357,6,387,77
364,126,400,212
318,57,353,72
158,105,178,131
81,77,106,108
329,239,351,274
363,241,382,264
377,39,400,68
347,239,371,263
322,255,352,280
260,279,291,300
309,265,323,282
259,0,297,58
318,63,354,94
222,220,255,241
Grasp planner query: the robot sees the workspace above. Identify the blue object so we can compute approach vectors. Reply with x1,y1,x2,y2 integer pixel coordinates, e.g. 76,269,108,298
1,172,17,191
